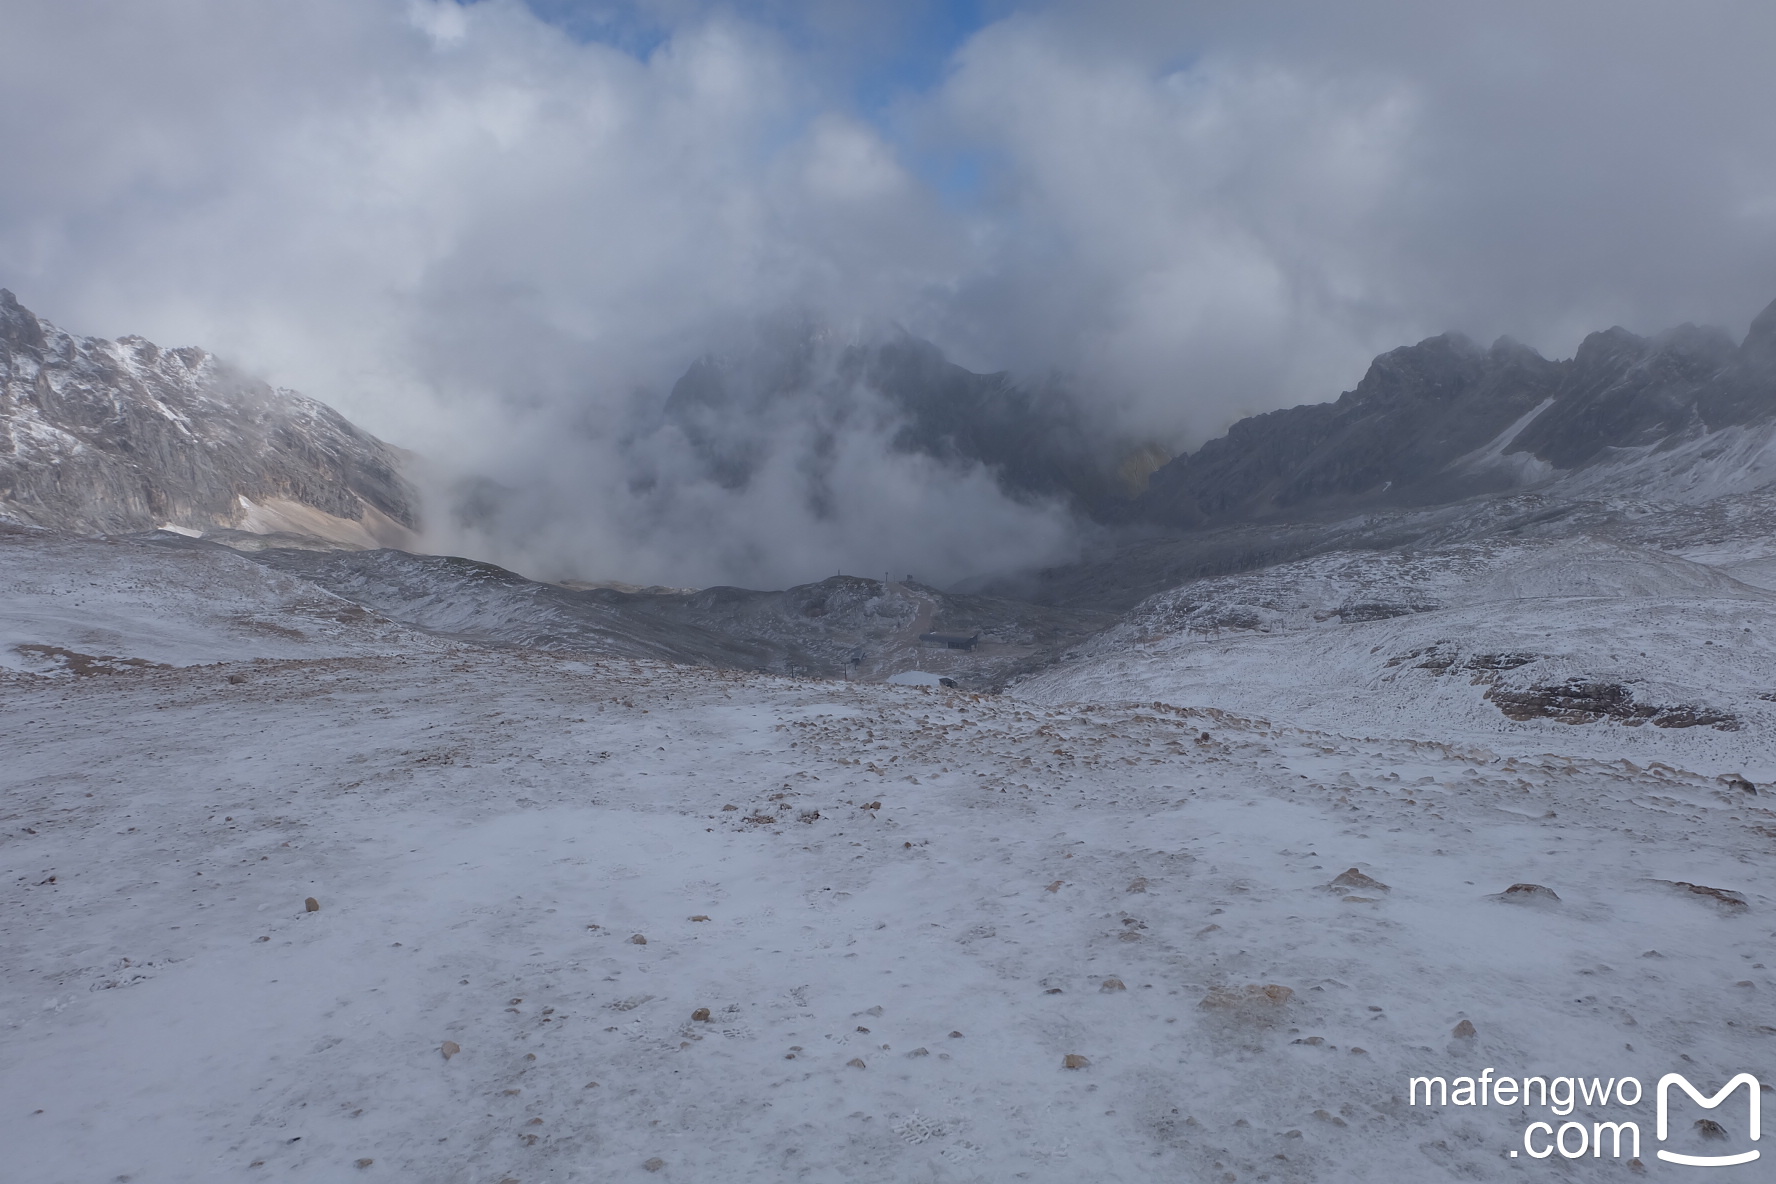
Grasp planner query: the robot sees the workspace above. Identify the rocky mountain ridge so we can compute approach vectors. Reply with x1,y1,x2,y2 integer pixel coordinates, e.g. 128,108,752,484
1134,297,1776,528
0,290,420,547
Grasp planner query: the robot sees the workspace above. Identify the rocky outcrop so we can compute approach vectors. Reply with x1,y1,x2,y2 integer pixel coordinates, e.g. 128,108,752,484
0,290,419,545
1483,678,1738,730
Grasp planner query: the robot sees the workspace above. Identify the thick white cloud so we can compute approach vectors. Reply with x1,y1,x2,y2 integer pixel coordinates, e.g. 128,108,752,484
933,19,1421,432
3,0,1774,585
928,1,1776,430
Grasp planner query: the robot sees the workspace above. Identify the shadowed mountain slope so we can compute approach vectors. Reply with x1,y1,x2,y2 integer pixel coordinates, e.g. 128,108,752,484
241,543,1112,689
1135,298,1776,530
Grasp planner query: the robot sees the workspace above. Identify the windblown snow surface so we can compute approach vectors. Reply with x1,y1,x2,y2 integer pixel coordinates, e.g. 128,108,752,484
5,530,1776,1182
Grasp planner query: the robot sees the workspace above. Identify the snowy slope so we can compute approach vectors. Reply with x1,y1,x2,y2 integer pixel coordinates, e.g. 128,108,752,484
4,648,1773,1182
1013,538,1776,776
7,430,1776,1179
0,525,448,673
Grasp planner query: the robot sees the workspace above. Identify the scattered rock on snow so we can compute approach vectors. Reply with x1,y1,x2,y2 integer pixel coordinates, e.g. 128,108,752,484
304,897,321,912
1200,983,1294,1022
1062,1054,1090,1069
1326,868,1389,894
629,933,648,944
847,1058,867,1069
1126,877,1149,893
1496,883,1561,905
643,1157,665,1171
1100,977,1126,992
1452,1020,1477,1039
691,1008,711,1022
440,1041,460,1060
1648,880,1748,913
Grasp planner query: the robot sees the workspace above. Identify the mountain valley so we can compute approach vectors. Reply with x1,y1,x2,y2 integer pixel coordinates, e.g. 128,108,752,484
6,296,1776,1181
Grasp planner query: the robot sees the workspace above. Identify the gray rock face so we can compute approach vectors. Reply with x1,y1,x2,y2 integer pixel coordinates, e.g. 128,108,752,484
0,290,419,543
1136,299,1776,528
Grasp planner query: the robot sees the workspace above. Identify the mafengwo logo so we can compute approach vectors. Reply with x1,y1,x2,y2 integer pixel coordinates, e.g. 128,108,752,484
1407,1069,1763,1165
1655,1075,1761,1167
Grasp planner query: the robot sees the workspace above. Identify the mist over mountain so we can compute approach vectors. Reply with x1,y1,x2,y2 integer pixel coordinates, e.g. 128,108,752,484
431,331,1098,592
7,0,1776,593
14,283,1776,616
242,288,1776,598
653,327,1156,515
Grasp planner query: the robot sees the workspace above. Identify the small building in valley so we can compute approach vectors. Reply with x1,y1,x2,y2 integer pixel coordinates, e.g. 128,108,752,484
919,630,980,651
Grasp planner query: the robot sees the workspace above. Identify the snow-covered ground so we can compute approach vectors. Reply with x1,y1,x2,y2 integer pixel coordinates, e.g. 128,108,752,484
1016,538,1776,779
0,526,444,673
4,529,1776,1182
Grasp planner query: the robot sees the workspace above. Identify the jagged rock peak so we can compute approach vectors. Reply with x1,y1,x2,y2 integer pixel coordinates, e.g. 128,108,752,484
1744,296,1776,368
0,288,48,350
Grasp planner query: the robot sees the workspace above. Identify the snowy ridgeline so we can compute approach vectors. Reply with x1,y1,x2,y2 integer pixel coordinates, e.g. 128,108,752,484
3,523,1776,1180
